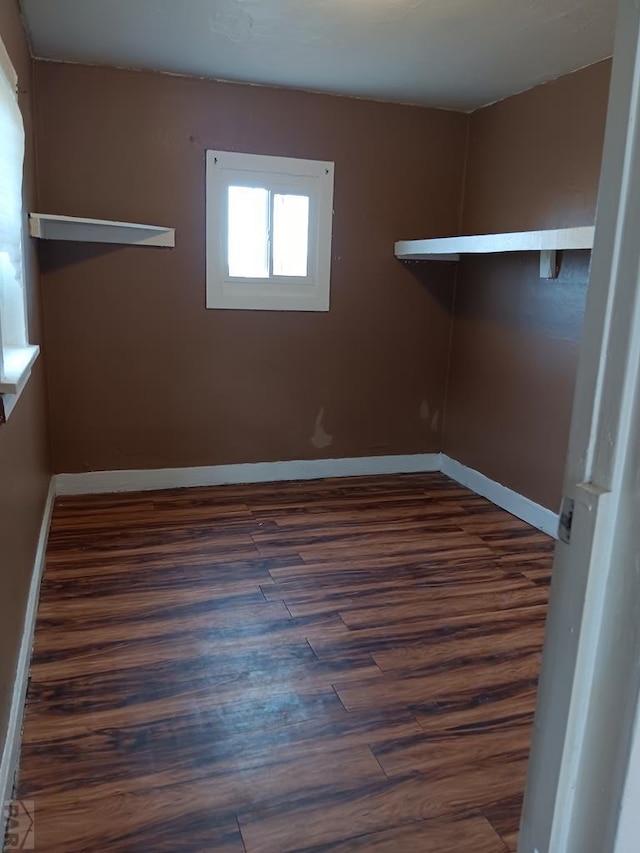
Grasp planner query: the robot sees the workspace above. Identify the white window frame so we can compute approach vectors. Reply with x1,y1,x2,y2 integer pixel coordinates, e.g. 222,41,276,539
206,150,334,312
0,34,39,420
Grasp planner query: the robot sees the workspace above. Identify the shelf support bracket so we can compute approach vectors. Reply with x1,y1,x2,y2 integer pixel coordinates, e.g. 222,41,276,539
540,249,559,279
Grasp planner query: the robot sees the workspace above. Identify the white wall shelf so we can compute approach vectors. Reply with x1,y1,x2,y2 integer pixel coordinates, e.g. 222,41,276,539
28,214,175,248
395,226,595,279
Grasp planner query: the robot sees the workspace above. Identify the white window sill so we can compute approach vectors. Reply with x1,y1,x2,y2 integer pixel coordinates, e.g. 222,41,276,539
0,345,40,419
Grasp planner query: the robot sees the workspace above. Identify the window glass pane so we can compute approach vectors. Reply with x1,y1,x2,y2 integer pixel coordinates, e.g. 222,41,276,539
0,64,28,352
227,186,269,278
273,194,309,277
0,251,26,348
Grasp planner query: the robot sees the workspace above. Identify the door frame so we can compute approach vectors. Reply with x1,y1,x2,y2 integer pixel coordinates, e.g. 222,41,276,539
520,1,640,849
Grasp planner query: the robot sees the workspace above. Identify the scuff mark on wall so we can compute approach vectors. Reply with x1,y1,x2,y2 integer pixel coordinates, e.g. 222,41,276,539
311,406,333,449
420,399,440,432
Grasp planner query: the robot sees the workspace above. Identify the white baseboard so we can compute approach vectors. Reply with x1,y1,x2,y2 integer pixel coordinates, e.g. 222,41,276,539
53,452,558,536
54,453,444,496
441,455,559,538
0,478,55,811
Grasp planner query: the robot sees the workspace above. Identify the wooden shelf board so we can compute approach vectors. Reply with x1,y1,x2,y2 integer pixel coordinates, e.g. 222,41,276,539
395,226,595,260
29,213,175,248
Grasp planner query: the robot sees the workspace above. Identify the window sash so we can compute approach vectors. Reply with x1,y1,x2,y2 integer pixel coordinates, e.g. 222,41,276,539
0,32,28,381
225,186,313,282
220,174,318,286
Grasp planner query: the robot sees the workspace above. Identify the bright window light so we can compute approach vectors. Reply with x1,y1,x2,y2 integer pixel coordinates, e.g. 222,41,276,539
0,32,39,415
0,250,25,348
227,186,270,279
273,194,309,277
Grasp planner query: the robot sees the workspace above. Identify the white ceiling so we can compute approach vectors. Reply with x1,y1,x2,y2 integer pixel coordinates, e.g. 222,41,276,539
20,0,617,111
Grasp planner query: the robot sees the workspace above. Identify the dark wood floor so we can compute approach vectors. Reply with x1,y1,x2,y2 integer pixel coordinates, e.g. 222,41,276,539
13,473,554,852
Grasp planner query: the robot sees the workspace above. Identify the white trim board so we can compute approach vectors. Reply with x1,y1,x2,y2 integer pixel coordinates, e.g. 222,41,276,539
54,454,443,496
53,452,559,537
441,455,559,537
0,479,55,813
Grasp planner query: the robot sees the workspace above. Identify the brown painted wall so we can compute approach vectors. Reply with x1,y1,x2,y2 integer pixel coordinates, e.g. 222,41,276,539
0,2,50,760
445,61,612,510
35,62,468,474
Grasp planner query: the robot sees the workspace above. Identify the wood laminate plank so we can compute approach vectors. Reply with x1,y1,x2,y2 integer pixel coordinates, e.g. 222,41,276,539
253,524,485,559
472,527,556,557
35,590,290,630
237,773,509,853
266,571,523,618
298,542,494,566
39,559,278,599
334,649,541,714
371,606,546,673
266,549,504,582
271,502,471,530
45,539,263,566
372,714,533,779
15,802,246,853
20,745,386,837
27,654,383,721
29,612,352,673
497,553,553,586
21,707,423,792
308,602,548,661
295,813,507,852
483,796,523,851
336,578,547,628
